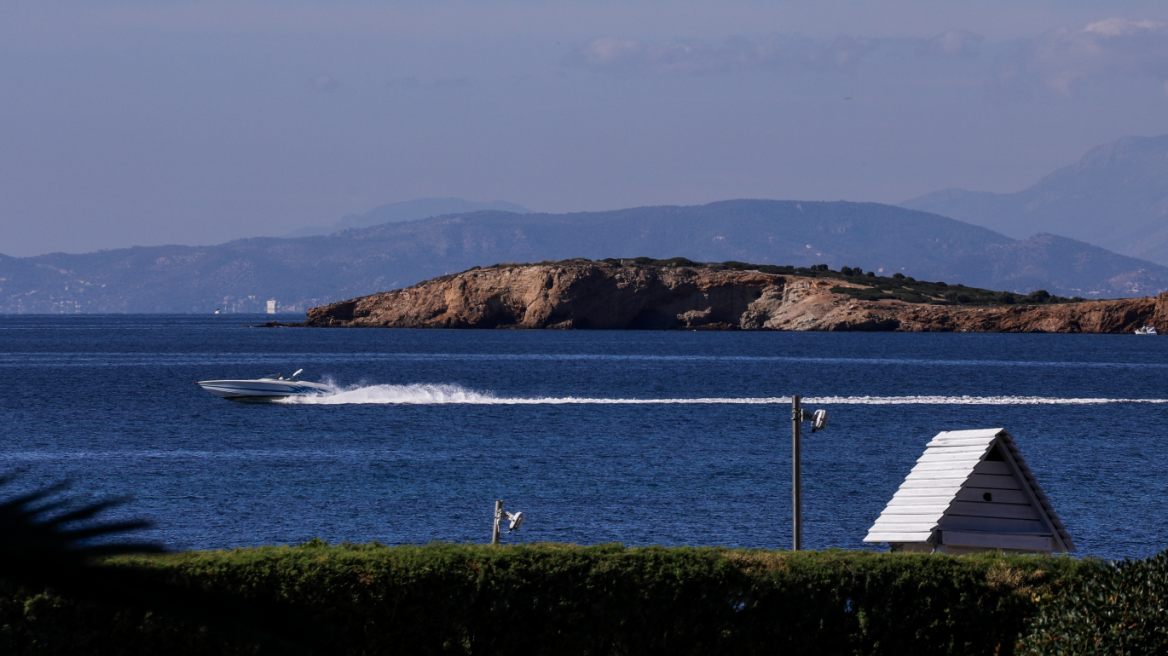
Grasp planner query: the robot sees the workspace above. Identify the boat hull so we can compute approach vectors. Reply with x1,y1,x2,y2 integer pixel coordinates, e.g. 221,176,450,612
196,379,334,402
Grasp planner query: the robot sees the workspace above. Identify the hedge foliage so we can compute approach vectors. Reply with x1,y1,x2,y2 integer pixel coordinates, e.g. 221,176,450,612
1019,549,1168,655
1,542,1098,656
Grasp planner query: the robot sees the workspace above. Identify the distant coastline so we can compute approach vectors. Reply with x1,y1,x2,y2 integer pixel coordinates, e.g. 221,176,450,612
297,258,1168,334
7,200,1167,314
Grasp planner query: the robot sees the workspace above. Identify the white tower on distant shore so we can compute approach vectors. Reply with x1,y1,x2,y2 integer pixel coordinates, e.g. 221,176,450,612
266,299,277,314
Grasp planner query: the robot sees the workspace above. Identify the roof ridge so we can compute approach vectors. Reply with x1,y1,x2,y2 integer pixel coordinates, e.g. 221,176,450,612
996,431,1076,551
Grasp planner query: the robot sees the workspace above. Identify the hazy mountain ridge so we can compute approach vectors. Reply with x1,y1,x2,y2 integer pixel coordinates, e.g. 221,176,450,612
981,233,1166,299
2,200,1166,313
902,134,1168,265
285,197,531,238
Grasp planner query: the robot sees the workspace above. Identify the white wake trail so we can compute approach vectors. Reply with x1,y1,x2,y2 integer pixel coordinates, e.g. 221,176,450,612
277,383,1168,406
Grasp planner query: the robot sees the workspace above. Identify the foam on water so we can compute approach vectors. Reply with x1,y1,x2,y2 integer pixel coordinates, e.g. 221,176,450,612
277,383,1168,406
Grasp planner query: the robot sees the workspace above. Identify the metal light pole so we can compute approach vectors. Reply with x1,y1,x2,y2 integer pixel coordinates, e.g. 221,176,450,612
792,395,803,551
492,500,503,545
791,396,827,552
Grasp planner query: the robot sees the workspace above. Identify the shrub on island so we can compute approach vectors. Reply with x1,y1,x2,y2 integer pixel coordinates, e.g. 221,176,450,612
485,257,1082,307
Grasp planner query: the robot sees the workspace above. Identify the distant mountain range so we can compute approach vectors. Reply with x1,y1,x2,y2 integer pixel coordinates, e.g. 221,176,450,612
285,197,531,237
901,134,1168,266
2,200,1166,314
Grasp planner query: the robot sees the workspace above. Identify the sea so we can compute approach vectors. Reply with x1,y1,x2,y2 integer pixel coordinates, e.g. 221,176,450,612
2,314,1167,561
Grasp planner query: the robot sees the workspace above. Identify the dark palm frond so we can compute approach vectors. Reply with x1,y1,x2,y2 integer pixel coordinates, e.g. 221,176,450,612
0,475,329,653
0,476,163,565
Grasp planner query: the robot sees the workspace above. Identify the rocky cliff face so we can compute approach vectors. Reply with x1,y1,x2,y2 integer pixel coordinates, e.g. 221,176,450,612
303,260,1168,333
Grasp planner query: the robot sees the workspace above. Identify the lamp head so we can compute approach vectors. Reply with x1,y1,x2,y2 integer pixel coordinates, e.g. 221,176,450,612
811,409,828,432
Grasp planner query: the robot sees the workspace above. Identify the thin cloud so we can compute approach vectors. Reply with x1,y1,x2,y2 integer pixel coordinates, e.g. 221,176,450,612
312,75,339,92
992,18,1168,98
433,77,471,89
562,33,880,77
386,77,471,90
918,30,983,59
564,21,1168,94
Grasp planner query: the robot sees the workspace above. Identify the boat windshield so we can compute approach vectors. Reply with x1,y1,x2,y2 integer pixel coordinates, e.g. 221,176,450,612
263,373,283,380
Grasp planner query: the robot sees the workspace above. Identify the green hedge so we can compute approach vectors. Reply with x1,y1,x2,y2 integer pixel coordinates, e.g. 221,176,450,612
1019,549,1168,655
1,542,1098,656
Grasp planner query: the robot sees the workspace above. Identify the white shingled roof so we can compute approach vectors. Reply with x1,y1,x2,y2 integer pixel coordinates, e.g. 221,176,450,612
864,428,1074,552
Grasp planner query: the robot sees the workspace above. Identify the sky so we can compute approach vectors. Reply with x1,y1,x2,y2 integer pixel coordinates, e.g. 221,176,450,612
2,1,1168,256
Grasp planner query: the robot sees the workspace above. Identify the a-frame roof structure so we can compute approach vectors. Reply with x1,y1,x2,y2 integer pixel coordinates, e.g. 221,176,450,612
864,428,1074,553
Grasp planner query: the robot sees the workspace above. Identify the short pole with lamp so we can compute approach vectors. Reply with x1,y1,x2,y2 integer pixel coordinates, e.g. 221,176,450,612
491,500,526,544
791,395,828,552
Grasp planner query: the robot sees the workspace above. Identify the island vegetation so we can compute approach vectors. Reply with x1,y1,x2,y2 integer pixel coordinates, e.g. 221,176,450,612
480,256,1086,307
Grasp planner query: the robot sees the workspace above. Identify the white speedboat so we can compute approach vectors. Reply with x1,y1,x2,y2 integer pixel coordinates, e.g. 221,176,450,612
1135,325,1158,335
196,369,334,402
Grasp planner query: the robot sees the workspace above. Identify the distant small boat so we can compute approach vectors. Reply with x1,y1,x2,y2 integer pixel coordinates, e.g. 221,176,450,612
214,308,221,314
1135,326,1158,335
196,369,334,402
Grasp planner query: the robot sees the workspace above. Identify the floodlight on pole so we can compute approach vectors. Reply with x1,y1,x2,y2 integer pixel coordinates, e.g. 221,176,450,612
791,395,828,552
491,500,526,545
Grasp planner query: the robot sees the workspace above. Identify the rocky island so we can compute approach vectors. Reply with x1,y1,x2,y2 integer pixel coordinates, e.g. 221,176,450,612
301,258,1168,333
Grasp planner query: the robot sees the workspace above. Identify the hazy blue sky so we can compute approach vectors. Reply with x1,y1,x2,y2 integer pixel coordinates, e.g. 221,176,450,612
3,0,1168,256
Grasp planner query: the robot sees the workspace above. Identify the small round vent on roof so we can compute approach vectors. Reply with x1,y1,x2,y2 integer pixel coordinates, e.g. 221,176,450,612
983,492,993,502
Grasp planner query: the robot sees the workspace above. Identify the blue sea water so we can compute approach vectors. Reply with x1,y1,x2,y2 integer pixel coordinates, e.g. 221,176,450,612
2,314,1167,561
